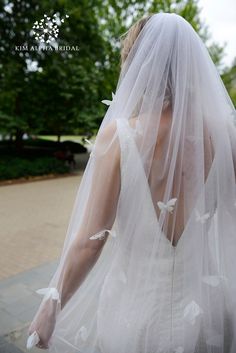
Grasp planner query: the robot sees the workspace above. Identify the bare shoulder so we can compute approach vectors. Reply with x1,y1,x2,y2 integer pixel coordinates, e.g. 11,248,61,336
96,119,118,143
97,117,138,141
96,117,141,148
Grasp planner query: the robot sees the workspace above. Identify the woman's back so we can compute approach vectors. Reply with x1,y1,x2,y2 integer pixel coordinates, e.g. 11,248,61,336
130,109,215,247
97,116,233,353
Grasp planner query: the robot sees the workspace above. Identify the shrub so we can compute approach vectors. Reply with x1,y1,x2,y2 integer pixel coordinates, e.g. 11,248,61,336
0,156,70,180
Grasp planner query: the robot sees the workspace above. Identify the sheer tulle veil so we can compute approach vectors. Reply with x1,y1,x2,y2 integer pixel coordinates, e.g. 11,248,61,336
27,12,236,353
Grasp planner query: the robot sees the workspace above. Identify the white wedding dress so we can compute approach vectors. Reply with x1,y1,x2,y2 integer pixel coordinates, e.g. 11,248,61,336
28,13,236,353
96,118,233,353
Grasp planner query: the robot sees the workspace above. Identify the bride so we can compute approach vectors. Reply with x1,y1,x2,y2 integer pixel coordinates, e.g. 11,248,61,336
27,12,236,353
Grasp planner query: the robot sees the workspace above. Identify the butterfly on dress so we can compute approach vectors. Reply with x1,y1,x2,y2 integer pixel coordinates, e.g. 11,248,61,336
195,210,210,224
202,275,228,287
84,138,95,157
77,326,88,342
183,300,203,326
157,198,177,214
101,92,115,106
89,229,116,240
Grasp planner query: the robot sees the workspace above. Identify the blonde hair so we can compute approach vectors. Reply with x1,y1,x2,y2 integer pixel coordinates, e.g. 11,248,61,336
119,14,154,67
119,13,172,114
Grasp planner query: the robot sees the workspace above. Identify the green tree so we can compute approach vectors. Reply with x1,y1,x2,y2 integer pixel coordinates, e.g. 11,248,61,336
221,58,236,107
0,0,108,149
0,0,234,151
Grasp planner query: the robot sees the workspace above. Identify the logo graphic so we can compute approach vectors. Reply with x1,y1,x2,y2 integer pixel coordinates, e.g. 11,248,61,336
32,13,69,44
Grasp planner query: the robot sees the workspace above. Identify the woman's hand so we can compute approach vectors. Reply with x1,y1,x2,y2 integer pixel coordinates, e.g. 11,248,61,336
27,297,58,349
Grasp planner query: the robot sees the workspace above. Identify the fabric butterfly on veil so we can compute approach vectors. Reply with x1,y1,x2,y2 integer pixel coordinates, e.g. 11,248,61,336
84,138,95,157
101,92,115,106
195,209,210,224
89,229,116,240
157,198,177,214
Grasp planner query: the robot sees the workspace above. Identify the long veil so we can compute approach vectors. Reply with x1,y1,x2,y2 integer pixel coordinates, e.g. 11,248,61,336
27,13,236,353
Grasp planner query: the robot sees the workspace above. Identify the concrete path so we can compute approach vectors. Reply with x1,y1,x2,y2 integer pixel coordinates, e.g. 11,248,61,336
0,173,83,280
0,260,58,352
0,173,84,352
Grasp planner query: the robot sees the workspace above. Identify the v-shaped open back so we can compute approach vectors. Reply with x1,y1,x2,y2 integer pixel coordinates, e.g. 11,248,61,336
117,117,188,248
117,116,214,249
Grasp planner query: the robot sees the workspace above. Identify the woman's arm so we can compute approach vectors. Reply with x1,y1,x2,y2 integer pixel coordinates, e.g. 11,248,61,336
59,233,106,310
27,120,121,349
59,120,121,309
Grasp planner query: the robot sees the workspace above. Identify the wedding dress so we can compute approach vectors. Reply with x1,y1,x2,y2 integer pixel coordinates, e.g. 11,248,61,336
27,13,236,353
96,118,234,353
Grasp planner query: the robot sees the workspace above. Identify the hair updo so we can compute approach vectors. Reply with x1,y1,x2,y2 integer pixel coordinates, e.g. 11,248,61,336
119,14,154,68
119,13,172,113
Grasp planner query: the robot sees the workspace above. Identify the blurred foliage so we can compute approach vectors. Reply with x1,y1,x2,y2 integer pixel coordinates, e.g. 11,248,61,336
0,156,70,180
221,59,236,106
0,0,108,149
0,0,235,152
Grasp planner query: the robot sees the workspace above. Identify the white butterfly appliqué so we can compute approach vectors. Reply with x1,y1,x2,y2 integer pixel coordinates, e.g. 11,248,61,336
84,138,95,157
89,229,116,240
101,92,115,106
183,300,203,325
195,210,210,224
77,326,88,342
35,287,60,302
202,275,228,287
26,331,40,350
157,198,177,214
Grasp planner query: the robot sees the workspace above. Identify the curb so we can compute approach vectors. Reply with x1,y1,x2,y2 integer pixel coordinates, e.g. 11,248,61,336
0,170,84,187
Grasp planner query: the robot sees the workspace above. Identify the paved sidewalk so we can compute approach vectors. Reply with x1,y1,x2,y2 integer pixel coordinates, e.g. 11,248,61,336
0,260,58,352
0,174,82,280
0,173,84,352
